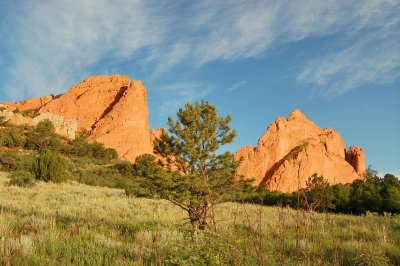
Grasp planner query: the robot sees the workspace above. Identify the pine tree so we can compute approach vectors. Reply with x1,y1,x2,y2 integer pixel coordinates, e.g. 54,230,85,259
152,100,249,231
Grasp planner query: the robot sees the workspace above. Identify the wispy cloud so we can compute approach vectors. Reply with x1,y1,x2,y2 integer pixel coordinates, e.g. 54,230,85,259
4,0,168,99
298,10,400,96
227,81,247,92
155,82,215,116
1,0,399,100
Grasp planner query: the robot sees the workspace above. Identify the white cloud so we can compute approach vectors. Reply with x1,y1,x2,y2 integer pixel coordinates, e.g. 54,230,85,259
2,0,399,100
298,9,400,96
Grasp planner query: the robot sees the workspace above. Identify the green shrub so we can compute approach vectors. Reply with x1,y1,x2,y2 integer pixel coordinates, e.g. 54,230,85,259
70,167,137,189
112,161,135,177
0,150,34,172
65,138,118,161
12,108,21,114
32,149,68,183
7,171,36,187
125,184,151,197
0,126,25,147
25,120,61,151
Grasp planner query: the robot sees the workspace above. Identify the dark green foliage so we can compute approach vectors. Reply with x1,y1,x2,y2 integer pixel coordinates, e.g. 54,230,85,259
32,149,68,183
25,120,61,151
239,187,296,206
7,171,36,187
0,126,25,147
112,161,135,177
71,167,138,189
0,120,117,161
240,168,400,215
152,100,250,230
301,174,335,211
381,174,400,213
12,108,21,114
65,133,118,161
331,183,353,213
0,150,35,172
125,154,171,197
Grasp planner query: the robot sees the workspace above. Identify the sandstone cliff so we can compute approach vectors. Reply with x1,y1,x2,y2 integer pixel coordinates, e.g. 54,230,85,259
2,75,154,161
0,105,77,139
235,110,364,193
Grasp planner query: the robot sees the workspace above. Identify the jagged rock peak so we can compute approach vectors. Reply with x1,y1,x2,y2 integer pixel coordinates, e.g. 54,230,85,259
346,146,366,175
235,109,364,193
288,109,307,121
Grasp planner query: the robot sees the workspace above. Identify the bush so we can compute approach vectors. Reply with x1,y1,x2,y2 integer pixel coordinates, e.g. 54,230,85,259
0,150,35,172
0,126,25,147
7,171,36,188
70,167,138,189
65,138,118,161
125,184,151,197
32,149,68,183
25,120,61,151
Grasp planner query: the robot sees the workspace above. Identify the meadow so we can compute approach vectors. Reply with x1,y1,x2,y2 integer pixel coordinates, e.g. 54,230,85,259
1,172,399,265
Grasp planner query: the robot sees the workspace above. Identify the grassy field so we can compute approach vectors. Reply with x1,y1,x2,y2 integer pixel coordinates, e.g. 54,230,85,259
0,172,399,265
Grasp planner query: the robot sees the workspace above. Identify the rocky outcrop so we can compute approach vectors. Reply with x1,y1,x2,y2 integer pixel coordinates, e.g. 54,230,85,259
346,146,366,175
2,75,154,161
235,109,364,193
3,95,54,111
0,107,77,139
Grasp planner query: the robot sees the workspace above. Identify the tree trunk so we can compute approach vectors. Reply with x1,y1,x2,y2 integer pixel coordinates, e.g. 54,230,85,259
188,202,209,231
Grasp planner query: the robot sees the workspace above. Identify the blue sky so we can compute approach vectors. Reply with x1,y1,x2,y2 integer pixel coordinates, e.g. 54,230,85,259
0,0,399,176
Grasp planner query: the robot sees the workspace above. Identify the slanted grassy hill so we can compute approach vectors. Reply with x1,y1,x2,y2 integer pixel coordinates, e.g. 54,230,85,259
1,172,399,265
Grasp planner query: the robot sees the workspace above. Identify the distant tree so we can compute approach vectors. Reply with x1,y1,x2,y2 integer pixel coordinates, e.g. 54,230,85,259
381,174,400,213
151,100,249,231
331,184,353,213
350,179,382,214
300,174,334,211
32,149,68,183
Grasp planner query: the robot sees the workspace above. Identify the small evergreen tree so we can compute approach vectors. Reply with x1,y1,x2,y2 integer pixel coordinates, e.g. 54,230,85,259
152,100,249,231
32,149,68,183
301,174,334,211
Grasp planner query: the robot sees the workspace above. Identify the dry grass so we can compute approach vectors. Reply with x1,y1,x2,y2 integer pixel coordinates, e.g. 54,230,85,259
1,172,399,265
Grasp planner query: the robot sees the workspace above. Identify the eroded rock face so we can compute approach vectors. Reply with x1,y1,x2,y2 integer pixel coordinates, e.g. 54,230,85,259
0,108,77,139
3,95,54,111
346,146,366,175
235,109,364,193
2,75,154,161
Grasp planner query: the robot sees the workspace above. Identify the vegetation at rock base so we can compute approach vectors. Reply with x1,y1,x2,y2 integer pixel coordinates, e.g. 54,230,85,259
1,173,399,265
0,101,400,264
240,168,400,215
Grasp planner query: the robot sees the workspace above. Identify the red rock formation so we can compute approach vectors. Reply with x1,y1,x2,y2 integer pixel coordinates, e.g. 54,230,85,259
235,109,364,193
346,146,366,175
2,75,154,161
3,95,54,111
